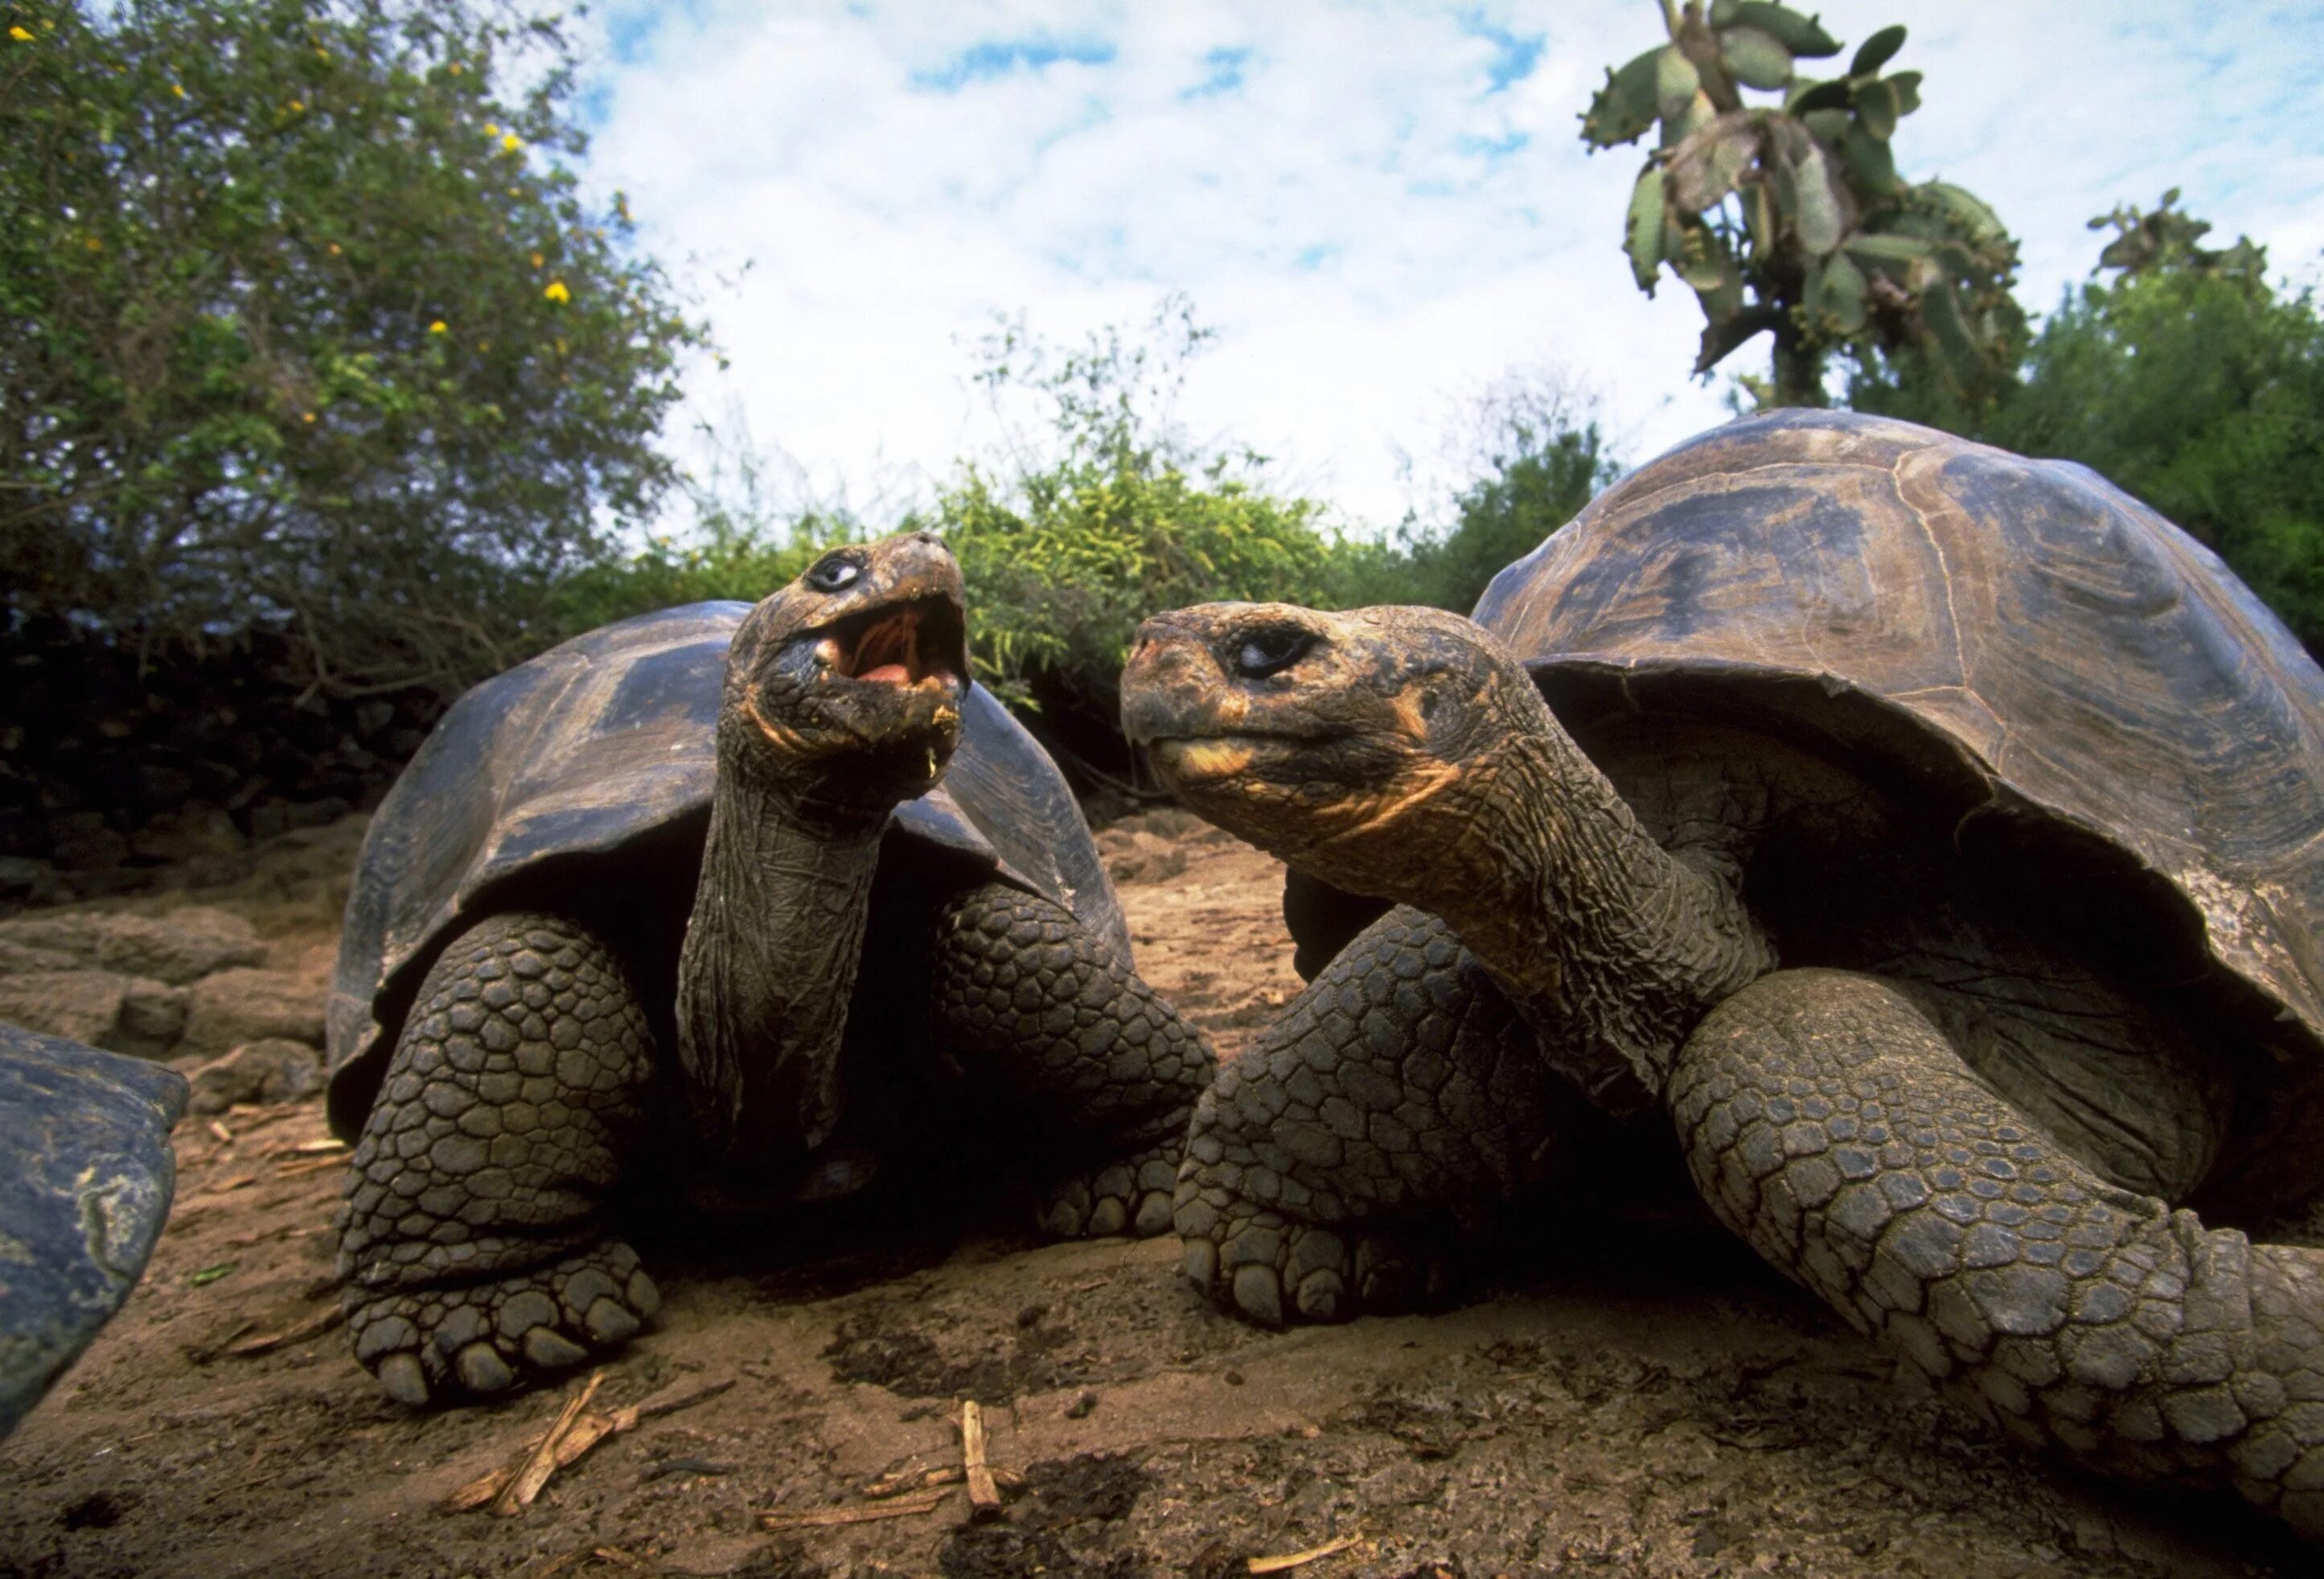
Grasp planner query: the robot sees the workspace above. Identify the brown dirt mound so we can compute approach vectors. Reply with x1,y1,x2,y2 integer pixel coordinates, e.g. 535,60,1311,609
0,819,2310,1577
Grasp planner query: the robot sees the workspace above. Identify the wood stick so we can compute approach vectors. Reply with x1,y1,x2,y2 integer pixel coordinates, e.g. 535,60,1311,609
448,1374,735,1511
1248,1534,1362,1574
959,1399,1000,1518
757,1489,949,1530
492,1371,604,1515
224,1303,344,1356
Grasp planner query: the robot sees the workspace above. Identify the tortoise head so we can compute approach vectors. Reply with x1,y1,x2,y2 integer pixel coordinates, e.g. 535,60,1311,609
1121,602,1550,910
721,530,970,814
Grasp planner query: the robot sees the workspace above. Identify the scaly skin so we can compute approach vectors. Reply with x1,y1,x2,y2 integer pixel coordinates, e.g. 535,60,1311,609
1673,970,2324,1536
341,886,1213,1404
1123,598,2324,1542
338,911,660,1406
928,882,1215,1238
1174,906,1578,1324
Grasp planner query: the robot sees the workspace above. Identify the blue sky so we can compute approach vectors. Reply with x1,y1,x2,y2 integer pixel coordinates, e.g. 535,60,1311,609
573,2,2324,533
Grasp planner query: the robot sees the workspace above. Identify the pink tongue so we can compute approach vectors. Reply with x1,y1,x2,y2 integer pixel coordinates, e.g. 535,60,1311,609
861,662,910,684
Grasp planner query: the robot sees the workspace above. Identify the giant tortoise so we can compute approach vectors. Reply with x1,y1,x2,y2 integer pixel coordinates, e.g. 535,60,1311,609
1122,409,2324,1536
331,532,1212,1407
0,1022,186,1437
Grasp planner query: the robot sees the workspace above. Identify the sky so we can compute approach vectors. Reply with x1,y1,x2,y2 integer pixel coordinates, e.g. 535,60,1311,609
570,2,2324,535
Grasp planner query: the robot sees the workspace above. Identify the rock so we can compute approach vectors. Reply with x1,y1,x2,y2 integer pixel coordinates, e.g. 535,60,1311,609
0,939,77,976
1098,829,1191,885
173,1038,324,1113
0,907,265,985
125,805,244,866
47,827,129,873
248,797,351,842
0,970,189,1059
178,968,324,1058
0,858,64,911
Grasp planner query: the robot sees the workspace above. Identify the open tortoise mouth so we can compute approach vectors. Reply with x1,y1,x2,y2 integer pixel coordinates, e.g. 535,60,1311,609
814,595,967,689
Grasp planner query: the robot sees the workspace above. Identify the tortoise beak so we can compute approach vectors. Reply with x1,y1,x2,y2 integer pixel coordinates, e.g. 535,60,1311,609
1122,612,1237,747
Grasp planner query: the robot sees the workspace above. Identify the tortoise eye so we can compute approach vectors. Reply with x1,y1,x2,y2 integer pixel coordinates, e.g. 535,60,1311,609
807,554,861,593
1233,626,1312,681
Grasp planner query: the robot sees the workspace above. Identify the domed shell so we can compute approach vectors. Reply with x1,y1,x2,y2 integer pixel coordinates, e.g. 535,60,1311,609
0,1023,185,1437
1472,409,2324,1209
326,602,1127,1137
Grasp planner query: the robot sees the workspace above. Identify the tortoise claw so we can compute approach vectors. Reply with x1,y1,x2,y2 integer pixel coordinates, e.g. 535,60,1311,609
377,1352,429,1407
345,1240,658,1408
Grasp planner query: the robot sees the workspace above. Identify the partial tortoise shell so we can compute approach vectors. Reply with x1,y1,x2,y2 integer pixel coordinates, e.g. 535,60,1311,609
1472,408,2324,1213
326,601,1127,1138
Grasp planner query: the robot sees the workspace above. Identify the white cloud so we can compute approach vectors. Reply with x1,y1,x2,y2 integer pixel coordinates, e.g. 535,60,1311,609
574,1,2324,533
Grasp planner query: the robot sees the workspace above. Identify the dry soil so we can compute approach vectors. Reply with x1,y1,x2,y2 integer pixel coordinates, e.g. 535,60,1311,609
0,820,2312,1578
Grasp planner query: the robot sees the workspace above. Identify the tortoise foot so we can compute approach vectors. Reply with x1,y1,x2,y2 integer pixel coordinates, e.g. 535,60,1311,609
1172,1175,1456,1326
1037,1140,1180,1240
345,1239,660,1408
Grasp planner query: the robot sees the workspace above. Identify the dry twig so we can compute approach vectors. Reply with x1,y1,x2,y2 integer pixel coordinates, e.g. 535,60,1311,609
224,1304,344,1356
757,1489,949,1530
959,1398,1002,1519
493,1371,605,1515
446,1374,737,1513
1248,1534,1362,1574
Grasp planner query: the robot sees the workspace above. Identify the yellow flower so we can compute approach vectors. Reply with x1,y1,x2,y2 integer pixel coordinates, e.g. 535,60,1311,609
9,25,34,42
327,242,341,256
301,411,316,423
288,99,304,113
543,281,570,304
428,320,447,334
501,132,522,152
483,122,498,137
449,63,463,76
171,83,186,97
529,251,544,268
84,236,102,252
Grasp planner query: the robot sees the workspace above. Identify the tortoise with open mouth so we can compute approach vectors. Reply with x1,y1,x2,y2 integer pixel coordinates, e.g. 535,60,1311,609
328,532,1212,1406
1123,410,2324,1537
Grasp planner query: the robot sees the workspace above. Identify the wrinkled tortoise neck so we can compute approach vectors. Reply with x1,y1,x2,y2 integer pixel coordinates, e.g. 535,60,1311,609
673,719,901,1167
1415,678,1772,1113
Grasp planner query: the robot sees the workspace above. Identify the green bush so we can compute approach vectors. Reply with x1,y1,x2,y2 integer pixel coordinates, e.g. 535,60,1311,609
929,302,1357,709
1,0,699,693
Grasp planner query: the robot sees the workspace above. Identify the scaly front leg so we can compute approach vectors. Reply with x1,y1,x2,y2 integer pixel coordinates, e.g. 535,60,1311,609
339,911,663,1407
1175,906,1582,1325
927,882,1215,1239
1670,968,2324,1540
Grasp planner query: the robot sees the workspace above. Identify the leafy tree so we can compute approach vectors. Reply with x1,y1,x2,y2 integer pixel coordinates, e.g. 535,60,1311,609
934,300,1349,709
1,0,700,693
545,428,866,634
1583,0,2022,408
1353,373,1620,614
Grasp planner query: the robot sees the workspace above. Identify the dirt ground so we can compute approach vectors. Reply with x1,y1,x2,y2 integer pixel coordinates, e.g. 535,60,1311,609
0,821,2314,1578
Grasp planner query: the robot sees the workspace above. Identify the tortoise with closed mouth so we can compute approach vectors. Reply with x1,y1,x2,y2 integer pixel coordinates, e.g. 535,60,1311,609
330,531,1212,1406
1123,409,2324,1537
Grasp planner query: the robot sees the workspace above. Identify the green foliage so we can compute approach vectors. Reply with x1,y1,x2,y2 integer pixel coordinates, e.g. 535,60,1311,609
1584,0,2022,408
1349,378,1620,615
1,0,700,693
2088,187,2269,282
545,437,866,634
1852,195,2324,654
931,301,1353,707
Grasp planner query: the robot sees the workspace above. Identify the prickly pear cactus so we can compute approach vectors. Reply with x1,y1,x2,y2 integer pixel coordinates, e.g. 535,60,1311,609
1583,1,2023,403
